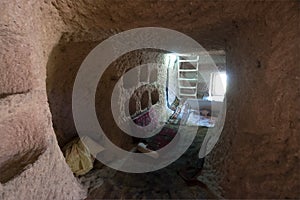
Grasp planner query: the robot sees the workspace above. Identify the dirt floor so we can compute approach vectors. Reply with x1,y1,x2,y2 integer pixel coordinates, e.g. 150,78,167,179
78,126,218,199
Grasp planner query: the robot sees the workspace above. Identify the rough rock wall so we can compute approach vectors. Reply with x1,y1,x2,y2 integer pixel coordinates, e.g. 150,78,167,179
46,40,99,147
207,2,300,198
49,0,236,50
95,49,167,150
0,0,299,199
47,38,167,148
0,0,86,199
167,57,179,101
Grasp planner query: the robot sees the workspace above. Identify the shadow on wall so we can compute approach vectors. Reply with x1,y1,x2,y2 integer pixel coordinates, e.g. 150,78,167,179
0,147,45,184
46,40,99,147
46,37,164,150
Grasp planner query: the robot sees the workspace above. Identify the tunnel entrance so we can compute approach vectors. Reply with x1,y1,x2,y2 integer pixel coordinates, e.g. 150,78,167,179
46,32,227,198
1,0,298,199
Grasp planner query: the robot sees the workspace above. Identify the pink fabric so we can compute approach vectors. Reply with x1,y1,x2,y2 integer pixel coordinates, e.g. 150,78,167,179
132,106,160,135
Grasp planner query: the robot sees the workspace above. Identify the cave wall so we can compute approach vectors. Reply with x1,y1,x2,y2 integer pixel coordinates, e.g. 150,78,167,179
0,0,299,199
95,49,167,150
207,2,300,198
0,0,86,199
47,42,167,148
167,57,178,103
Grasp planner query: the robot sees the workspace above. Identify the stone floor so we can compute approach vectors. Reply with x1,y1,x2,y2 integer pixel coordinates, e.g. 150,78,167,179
79,127,219,199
